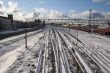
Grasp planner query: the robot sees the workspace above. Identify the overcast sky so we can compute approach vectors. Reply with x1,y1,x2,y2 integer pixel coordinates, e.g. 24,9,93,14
0,0,110,21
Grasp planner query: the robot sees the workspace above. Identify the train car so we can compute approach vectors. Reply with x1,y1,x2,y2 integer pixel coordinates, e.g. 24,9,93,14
94,28,110,35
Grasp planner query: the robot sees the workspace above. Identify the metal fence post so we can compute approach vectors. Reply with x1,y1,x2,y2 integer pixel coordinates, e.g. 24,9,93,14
25,22,28,48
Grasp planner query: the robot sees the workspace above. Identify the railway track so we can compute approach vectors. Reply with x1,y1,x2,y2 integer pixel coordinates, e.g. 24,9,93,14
37,27,110,73
4,26,110,73
56,29,90,73
54,29,70,73
56,27,110,73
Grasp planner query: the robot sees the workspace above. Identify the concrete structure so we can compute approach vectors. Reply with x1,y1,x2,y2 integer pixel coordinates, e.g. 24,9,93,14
41,18,110,28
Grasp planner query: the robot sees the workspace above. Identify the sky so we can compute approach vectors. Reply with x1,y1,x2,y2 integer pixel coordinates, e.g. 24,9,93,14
0,0,110,21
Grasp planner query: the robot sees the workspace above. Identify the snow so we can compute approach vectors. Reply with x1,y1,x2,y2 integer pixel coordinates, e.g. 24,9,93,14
57,27,110,73
0,46,25,73
0,30,43,73
0,25,110,73
57,29,94,73
59,27,110,57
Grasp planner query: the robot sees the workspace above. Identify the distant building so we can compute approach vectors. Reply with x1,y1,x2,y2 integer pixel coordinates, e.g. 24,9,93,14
0,15,23,31
0,16,11,31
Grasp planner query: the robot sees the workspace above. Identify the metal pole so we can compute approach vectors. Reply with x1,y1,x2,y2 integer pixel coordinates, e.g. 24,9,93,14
25,22,28,48
76,29,78,46
68,19,70,33
89,9,92,33
69,23,70,33
38,13,40,19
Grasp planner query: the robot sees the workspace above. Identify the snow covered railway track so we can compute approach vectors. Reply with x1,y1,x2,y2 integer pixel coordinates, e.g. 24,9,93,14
86,42,110,66
62,32,103,72
37,28,57,73
63,30,110,73
36,29,49,73
83,42,110,73
57,29,110,73
56,30,88,73
42,31,49,73
42,29,57,73
54,29,82,73
56,29,104,73
53,29,71,73
40,28,71,73
47,34,57,73
5,26,110,73
36,44,45,73
51,29,61,73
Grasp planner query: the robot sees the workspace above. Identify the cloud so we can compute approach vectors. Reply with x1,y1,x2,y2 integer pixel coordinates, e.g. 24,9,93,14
0,0,109,21
85,10,105,20
14,11,25,21
0,1,24,20
0,1,6,16
48,9,65,19
36,0,45,4
67,9,105,19
67,10,81,19
106,1,110,5
34,8,48,19
67,10,89,19
7,1,18,14
7,1,26,21
11,7,110,21
25,13,34,21
33,8,68,19
38,1,45,4
91,0,110,6
80,10,97,18
14,8,107,21
103,12,110,19
13,11,35,21
34,8,48,13
92,12,105,19
92,0,106,3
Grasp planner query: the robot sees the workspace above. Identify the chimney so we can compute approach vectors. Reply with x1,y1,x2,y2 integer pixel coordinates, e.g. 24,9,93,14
8,14,13,20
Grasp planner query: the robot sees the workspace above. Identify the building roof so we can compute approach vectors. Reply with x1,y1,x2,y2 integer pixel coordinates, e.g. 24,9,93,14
0,16,8,19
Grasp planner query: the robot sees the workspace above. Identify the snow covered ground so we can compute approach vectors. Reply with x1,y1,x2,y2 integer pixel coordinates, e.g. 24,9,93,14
59,27,110,57
0,29,44,73
0,25,110,73
57,27,110,73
